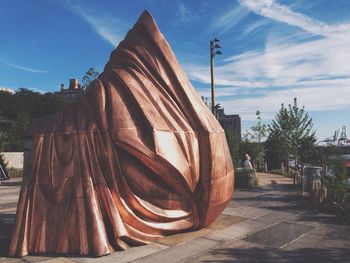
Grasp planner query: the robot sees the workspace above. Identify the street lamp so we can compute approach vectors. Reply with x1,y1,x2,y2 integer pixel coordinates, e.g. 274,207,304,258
210,38,222,116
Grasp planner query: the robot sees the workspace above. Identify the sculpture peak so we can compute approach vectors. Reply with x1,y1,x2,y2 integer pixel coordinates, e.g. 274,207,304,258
136,10,157,28
140,10,153,20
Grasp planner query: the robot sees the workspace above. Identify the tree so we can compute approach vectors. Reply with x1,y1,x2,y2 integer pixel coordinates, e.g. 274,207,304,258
40,92,65,116
245,111,268,143
201,96,222,118
225,128,240,167
0,112,7,151
0,89,16,120
267,98,316,169
243,111,268,169
6,111,30,151
313,146,346,179
0,88,65,151
82,67,99,87
239,139,260,168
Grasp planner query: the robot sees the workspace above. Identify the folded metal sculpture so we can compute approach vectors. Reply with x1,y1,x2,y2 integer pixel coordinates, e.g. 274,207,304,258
9,11,234,257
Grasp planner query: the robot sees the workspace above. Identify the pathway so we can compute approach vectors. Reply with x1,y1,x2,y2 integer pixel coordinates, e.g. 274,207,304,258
1,173,350,262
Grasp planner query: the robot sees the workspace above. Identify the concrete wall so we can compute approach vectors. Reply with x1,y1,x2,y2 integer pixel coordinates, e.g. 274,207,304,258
1,152,23,169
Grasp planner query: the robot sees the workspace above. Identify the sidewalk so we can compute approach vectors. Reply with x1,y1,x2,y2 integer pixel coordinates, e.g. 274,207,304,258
1,173,350,262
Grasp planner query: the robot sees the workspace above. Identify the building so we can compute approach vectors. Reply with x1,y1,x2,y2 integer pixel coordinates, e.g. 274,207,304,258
59,79,85,102
217,108,241,141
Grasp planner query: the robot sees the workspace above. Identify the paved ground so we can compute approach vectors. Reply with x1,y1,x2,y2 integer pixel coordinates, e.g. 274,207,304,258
1,173,350,263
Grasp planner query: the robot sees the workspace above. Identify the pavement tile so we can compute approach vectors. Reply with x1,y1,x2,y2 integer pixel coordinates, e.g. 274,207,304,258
131,238,221,263
0,258,28,263
282,231,350,251
157,228,213,247
0,190,21,196
69,243,168,263
185,239,275,263
222,206,270,219
233,189,270,199
277,230,350,262
204,219,271,242
253,211,297,224
41,258,75,263
0,201,18,210
0,208,17,214
157,214,247,247
245,221,315,248
271,249,350,263
309,224,350,240
209,214,248,229
286,210,335,227
23,256,53,263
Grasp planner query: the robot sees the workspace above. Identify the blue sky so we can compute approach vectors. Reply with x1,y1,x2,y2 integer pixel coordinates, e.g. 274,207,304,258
1,0,350,141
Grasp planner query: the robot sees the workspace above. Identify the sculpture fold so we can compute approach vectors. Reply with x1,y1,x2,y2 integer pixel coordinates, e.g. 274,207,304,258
9,11,234,257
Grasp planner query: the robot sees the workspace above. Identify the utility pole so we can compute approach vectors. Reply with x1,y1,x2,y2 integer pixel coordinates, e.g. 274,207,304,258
210,38,222,116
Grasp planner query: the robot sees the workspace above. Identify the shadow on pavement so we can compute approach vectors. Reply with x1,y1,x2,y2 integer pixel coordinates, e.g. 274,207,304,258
0,180,22,187
201,246,350,263
0,214,15,257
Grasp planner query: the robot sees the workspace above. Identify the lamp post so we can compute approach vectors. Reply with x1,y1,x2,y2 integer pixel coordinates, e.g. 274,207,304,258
210,38,222,116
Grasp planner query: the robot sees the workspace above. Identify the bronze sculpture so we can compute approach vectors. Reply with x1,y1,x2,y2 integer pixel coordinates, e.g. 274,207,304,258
9,10,234,257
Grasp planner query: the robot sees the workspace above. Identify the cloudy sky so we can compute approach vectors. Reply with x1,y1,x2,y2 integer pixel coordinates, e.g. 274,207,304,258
1,0,349,140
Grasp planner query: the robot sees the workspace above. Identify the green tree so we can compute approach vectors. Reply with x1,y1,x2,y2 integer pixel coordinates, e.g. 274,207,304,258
13,88,42,119
0,112,7,151
0,90,16,119
40,92,65,116
265,131,283,169
314,146,346,179
245,111,268,143
201,96,210,110
244,111,268,169
6,112,30,151
268,98,316,169
239,140,260,168
0,88,65,151
82,67,99,87
225,129,240,167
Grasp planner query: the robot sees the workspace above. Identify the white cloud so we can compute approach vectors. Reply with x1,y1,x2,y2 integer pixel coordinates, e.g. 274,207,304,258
0,86,48,94
241,19,270,36
63,1,129,46
0,60,48,73
186,33,350,118
183,63,266,87
186,1,350,122
178,2,196,23
223,84,350,121
0,86,15,93
211,4,250,33
238,0,350,38
197,86,243,98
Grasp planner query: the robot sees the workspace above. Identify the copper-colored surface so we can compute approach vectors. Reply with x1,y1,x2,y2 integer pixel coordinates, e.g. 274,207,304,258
9,10,234,257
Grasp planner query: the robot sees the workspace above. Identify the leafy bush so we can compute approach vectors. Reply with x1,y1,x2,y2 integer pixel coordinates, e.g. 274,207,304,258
235,168,258,188
7,168,23,178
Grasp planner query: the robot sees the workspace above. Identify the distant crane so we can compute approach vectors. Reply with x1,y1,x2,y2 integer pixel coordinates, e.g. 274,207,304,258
320,126,350,146
322,129,339,145
334,129,340,141
338,126,348,146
